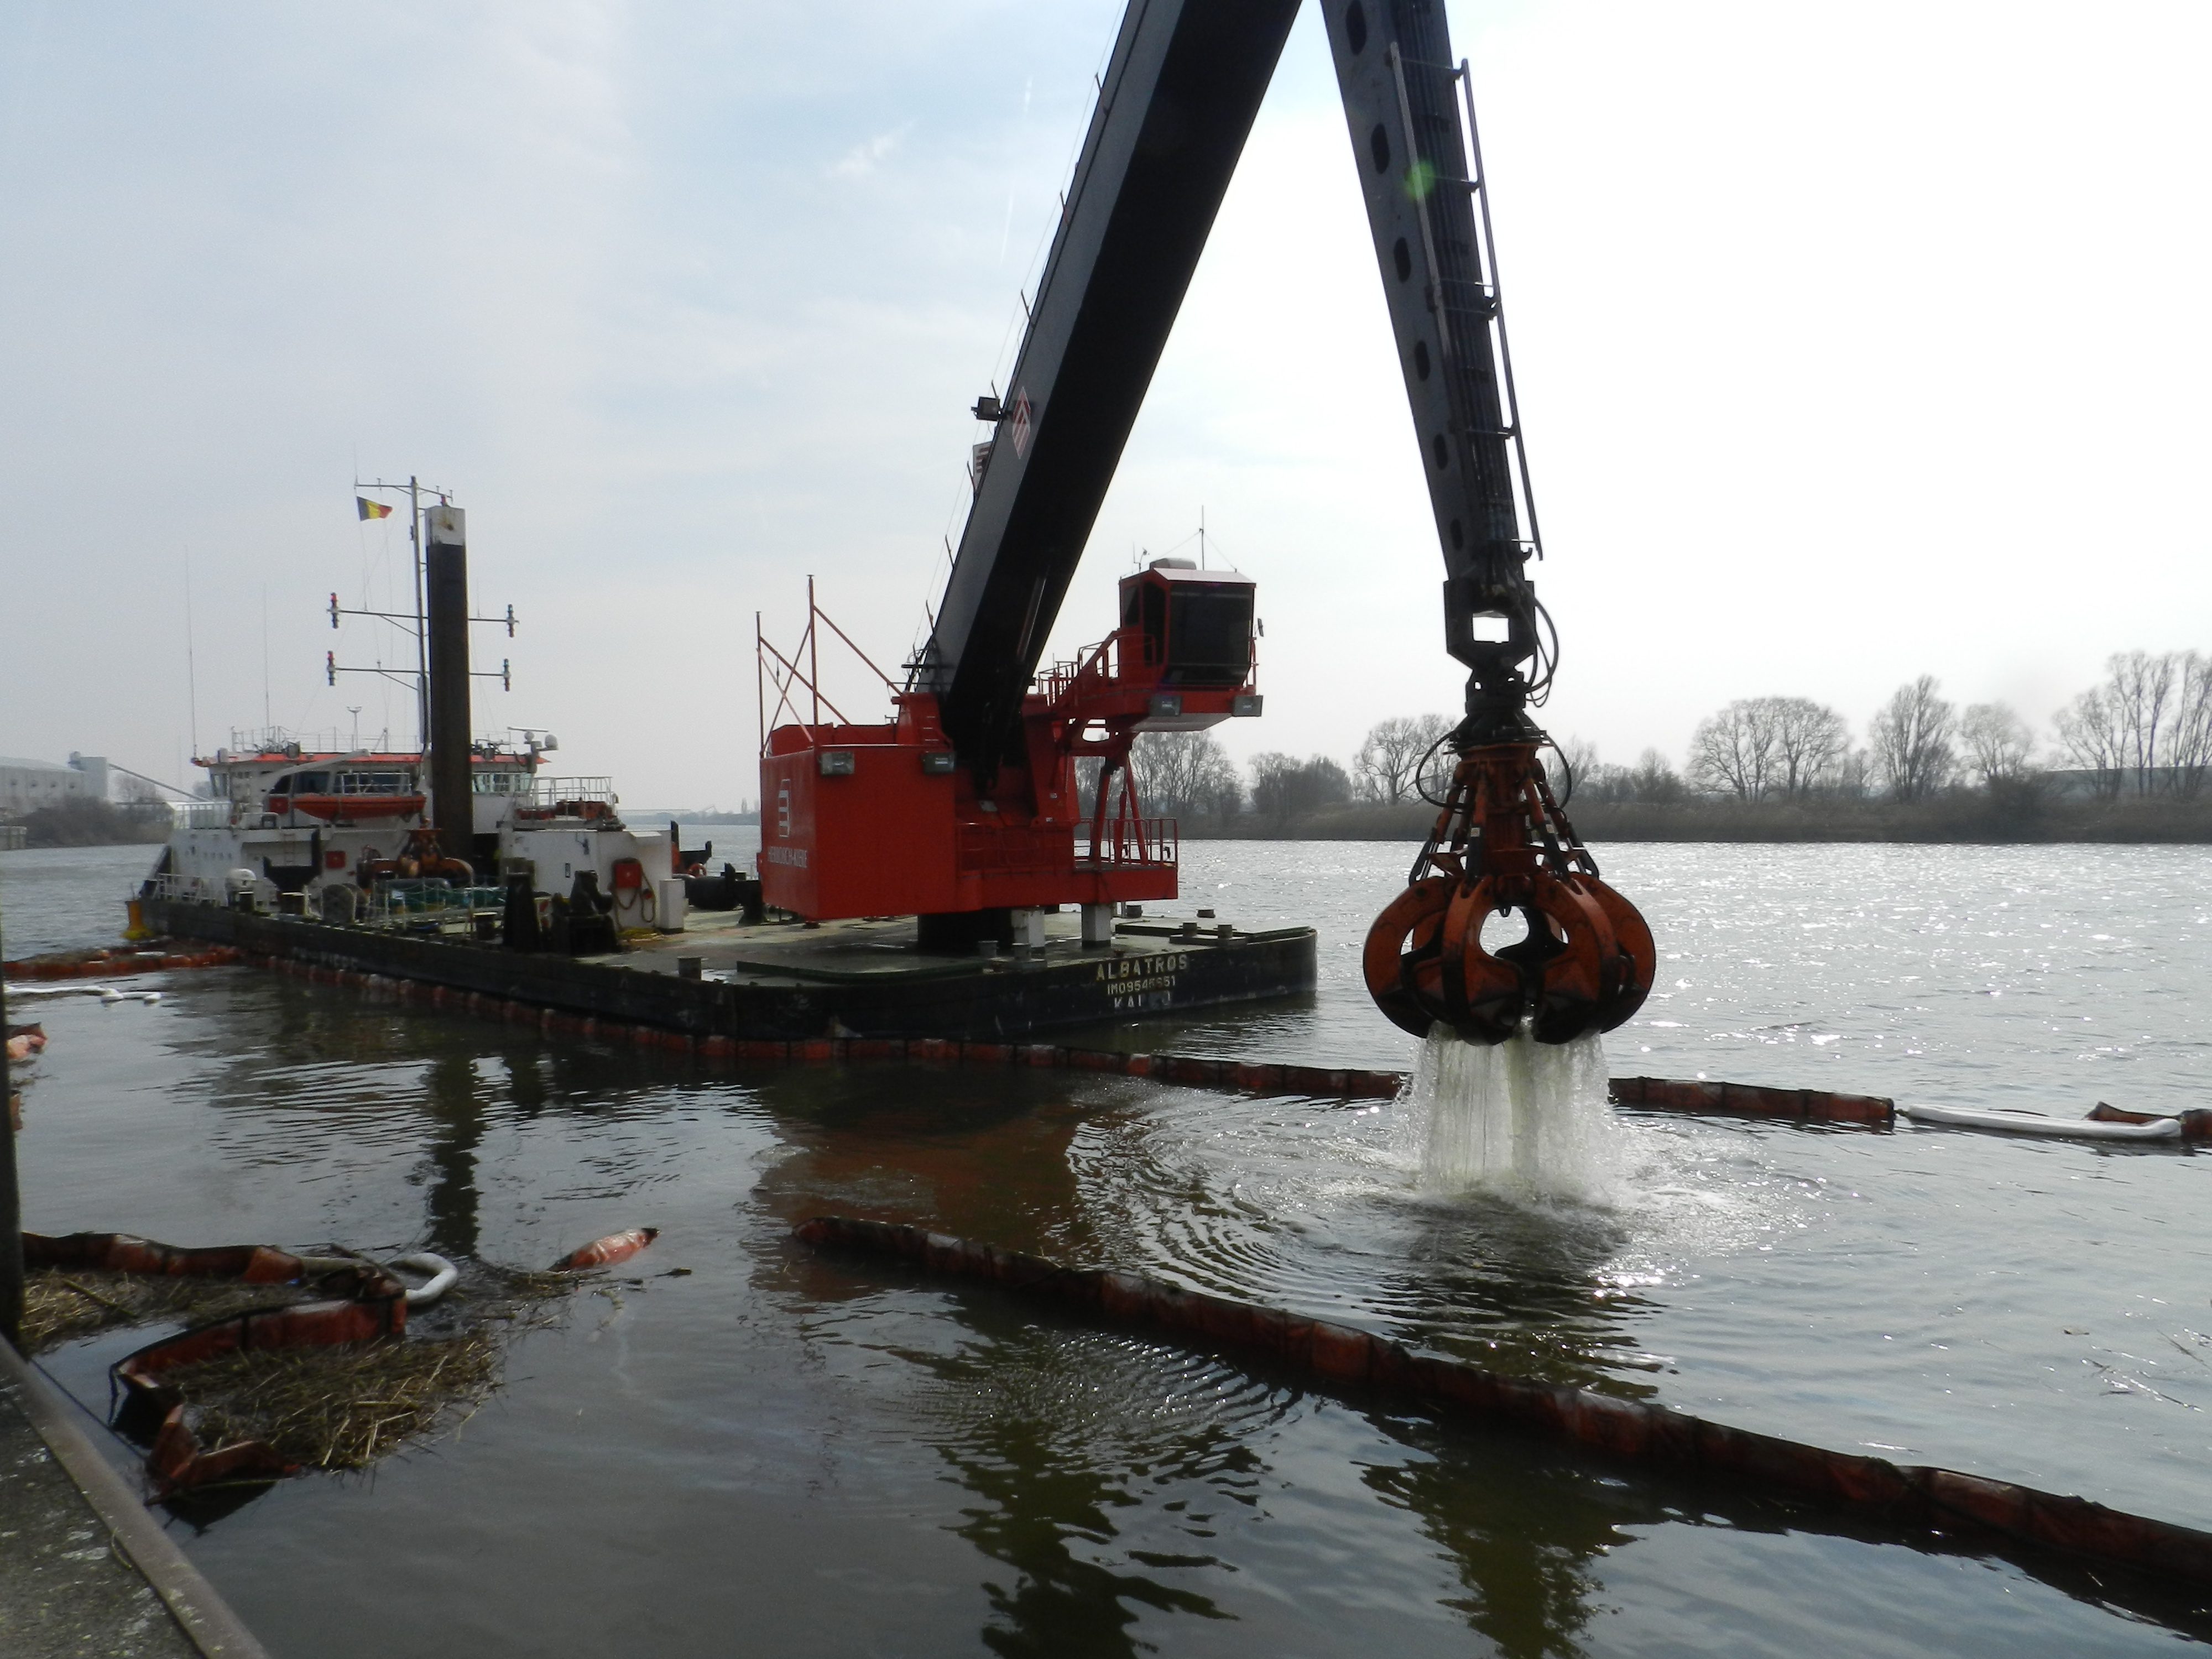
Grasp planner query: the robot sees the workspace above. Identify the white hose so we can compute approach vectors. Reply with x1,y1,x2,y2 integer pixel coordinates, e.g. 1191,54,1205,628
389,1251,459,1305
4,983,160,1003
299,1249,461,1304
1900,1103,2183,1142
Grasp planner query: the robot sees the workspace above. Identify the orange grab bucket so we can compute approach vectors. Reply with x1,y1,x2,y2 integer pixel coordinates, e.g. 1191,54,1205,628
1364,740,1653,1045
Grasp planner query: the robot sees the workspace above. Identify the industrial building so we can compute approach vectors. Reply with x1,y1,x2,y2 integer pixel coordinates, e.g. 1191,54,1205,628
0,754,105,817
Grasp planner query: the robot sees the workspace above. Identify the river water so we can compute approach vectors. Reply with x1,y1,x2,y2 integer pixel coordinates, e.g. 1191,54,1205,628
3,839,2209,1655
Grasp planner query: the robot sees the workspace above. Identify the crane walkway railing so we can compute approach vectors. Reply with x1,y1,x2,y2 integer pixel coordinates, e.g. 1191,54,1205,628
1076,816,1177,870
1036,628,1157,709
954,817,1177,875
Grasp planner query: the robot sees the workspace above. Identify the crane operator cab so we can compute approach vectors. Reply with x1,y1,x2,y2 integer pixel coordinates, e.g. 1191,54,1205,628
1118,559,1261,729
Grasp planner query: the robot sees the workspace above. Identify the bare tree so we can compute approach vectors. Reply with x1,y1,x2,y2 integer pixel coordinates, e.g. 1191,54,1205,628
1579,763,1633,803
1415,734,1460,800
2167,654,2212,800
2107,650,2178,795
1957,702,2034,787
1581,749,1684,804
1765,698,1850,797
2066,650,2212,797
1688,701,1779,799
2048,651,2212,797
1249,753,1351,830
1627,748,1686,804
1129,731,1243,822
1868,676,1956,802
1354,714,1453,804
2054,686,2125,801
1832,748,1873,799
1073,753,1107,818
1543,734,1600,801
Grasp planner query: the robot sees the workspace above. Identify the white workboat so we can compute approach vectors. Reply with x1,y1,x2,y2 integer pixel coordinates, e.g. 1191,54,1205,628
143,728,674,935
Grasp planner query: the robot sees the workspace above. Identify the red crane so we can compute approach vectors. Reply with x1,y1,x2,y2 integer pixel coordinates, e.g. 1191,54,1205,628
759,0,1655,1044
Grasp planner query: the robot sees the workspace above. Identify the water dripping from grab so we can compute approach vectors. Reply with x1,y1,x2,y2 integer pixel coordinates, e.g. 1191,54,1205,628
1401,1025,1622,1205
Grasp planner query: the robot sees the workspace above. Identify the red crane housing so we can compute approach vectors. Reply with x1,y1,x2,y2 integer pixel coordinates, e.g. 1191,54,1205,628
759,561,1260,929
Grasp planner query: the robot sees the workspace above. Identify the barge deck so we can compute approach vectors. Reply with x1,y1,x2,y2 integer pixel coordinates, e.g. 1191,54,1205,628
140,899,1316,1043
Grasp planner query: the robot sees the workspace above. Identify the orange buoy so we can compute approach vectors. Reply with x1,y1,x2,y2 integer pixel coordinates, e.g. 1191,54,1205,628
552,1227,659,1271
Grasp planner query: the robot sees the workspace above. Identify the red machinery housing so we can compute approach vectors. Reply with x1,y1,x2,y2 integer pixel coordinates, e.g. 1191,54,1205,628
759,560,1259,924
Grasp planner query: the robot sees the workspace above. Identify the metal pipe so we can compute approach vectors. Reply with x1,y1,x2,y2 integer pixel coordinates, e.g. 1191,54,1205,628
409,476,427,751
424,504,473,862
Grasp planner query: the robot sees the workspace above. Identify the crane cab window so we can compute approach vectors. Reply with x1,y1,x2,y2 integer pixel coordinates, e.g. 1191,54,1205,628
1123,580,1168,666
1121,570,1254,685
1163,583,1253,686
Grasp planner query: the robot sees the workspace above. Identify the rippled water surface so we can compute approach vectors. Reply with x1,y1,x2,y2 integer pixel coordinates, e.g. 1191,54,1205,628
4,841,2210,1655
0,843,155,959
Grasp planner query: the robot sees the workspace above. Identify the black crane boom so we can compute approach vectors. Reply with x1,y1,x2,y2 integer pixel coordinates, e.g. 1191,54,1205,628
919,0,1546,776
1321,1,1545,737
917,0,1302,779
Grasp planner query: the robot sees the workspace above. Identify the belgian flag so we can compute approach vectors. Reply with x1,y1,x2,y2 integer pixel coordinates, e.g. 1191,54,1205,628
356,497,394,521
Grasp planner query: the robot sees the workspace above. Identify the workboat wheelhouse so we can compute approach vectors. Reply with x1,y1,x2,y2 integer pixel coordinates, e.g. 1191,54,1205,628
262,758,426,826
145,729,670,936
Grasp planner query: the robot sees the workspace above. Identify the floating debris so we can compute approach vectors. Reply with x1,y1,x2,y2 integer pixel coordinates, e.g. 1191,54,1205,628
157,1328,504,1472
552,1227,658,1270
22,1229,614,1494
22,1268,310,1353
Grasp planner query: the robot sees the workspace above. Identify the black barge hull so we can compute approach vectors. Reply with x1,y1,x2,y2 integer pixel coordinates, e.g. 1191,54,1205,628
142,900,1316,1044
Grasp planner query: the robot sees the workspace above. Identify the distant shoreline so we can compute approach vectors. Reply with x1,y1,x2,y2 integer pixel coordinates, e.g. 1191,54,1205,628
1182,796,2212,845
14,799,2209,853
0,799,169,850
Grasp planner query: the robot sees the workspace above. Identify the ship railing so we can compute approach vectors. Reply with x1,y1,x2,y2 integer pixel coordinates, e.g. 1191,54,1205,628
361,878,507,931
174,800,234,829
526,776,615,805
143,870,223,904
515,776,621,823
1074,816,1177,869
223,727,354,757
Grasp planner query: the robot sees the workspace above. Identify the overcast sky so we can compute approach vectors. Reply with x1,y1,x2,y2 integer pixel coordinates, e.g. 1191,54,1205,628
3,1,2206,807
